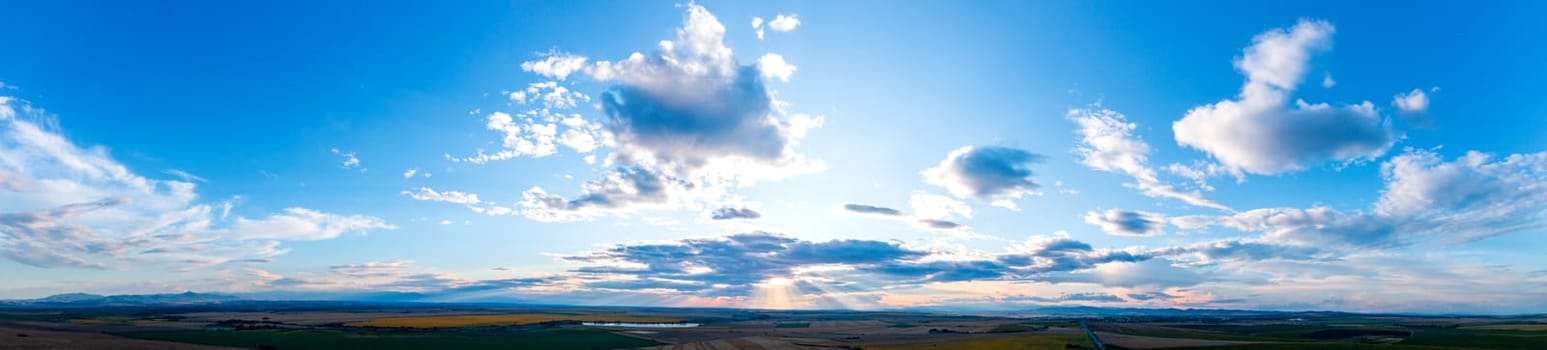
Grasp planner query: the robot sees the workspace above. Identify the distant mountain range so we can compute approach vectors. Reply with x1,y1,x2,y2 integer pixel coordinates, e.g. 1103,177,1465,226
1,291,241,307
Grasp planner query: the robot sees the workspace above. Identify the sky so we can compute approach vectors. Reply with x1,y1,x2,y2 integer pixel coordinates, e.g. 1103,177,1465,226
1,0,1545,314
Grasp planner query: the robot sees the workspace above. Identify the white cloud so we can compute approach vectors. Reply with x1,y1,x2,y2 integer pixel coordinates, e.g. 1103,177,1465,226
583,5,819,178
908,192,972,221
223,208,393,241
491,5,824,221
402,168,417,179
450,111,560,163
1069,106,1231,210
1375,148,1547,242
402,187,483,205
750,14,796,40
1173,19,1397,175
767,14,800,32
1393,88,1430,113
520,54,589,80
1322,72,1336,88
331,148,362,170
162,169,206,183
757,53,797,82
1175,148,1547,246
0,97,393,269
751,17,766,40
559,128,598,153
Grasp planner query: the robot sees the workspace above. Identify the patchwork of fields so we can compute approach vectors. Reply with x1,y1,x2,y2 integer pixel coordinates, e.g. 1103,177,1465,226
119,328,659,350
343,313,684,328
2,305,1544,349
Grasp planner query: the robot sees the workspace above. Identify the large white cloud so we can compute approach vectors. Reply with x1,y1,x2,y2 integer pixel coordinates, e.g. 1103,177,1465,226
482,5,824,221
1173,20,1397,175
0,97,393,269
583,5,819,177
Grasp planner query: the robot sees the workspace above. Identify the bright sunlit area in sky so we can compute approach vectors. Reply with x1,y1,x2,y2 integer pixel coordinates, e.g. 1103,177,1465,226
2,0,1546,317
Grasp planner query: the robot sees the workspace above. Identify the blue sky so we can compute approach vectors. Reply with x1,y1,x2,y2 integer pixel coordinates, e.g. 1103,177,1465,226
2,1,1545,313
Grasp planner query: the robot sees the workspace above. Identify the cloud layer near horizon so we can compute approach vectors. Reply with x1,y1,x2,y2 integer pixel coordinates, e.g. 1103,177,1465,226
0,98,393,269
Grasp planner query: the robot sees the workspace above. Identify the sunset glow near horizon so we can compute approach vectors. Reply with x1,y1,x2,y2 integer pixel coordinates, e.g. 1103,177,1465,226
2,1,1545,314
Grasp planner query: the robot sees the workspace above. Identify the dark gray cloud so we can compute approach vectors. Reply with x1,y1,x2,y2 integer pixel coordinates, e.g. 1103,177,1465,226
992,237,1148,276
917,219,962,230
1007,292,1125,303
1125,291,1170,301
841,197,974,234
924,146,1046,205
710,207,762,220
518,166,693,221
329,260,411,278
1084,209,1166,236
585,6,817,177
872,260,1010,283
842,204,903,216
602,66,789,172
564,232,928,287
559,232,1208,294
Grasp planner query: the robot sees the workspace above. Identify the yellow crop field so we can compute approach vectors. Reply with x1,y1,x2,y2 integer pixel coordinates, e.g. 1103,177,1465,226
344,313,684,328
1464,324,1547,331
868,334,1093,350
67,317,134,324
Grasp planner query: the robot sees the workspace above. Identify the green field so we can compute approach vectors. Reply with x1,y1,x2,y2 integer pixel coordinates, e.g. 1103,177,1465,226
117,328,661,350
1124,323,1547,350
1168,344,1479,350
1399,328,1547,349
870,334,1093,350
987,323,1047,333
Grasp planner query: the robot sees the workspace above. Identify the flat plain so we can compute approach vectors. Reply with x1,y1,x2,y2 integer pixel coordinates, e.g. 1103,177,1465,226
1,304,1544,349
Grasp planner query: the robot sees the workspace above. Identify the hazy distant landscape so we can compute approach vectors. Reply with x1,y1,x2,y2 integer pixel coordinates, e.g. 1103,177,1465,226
2,293,1544,349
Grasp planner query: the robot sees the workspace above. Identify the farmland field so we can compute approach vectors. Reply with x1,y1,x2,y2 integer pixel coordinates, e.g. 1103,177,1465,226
343,313,684,328
1463,324,1547,331
4,303,1544,350
866,334,1094,350
117,328,660,350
